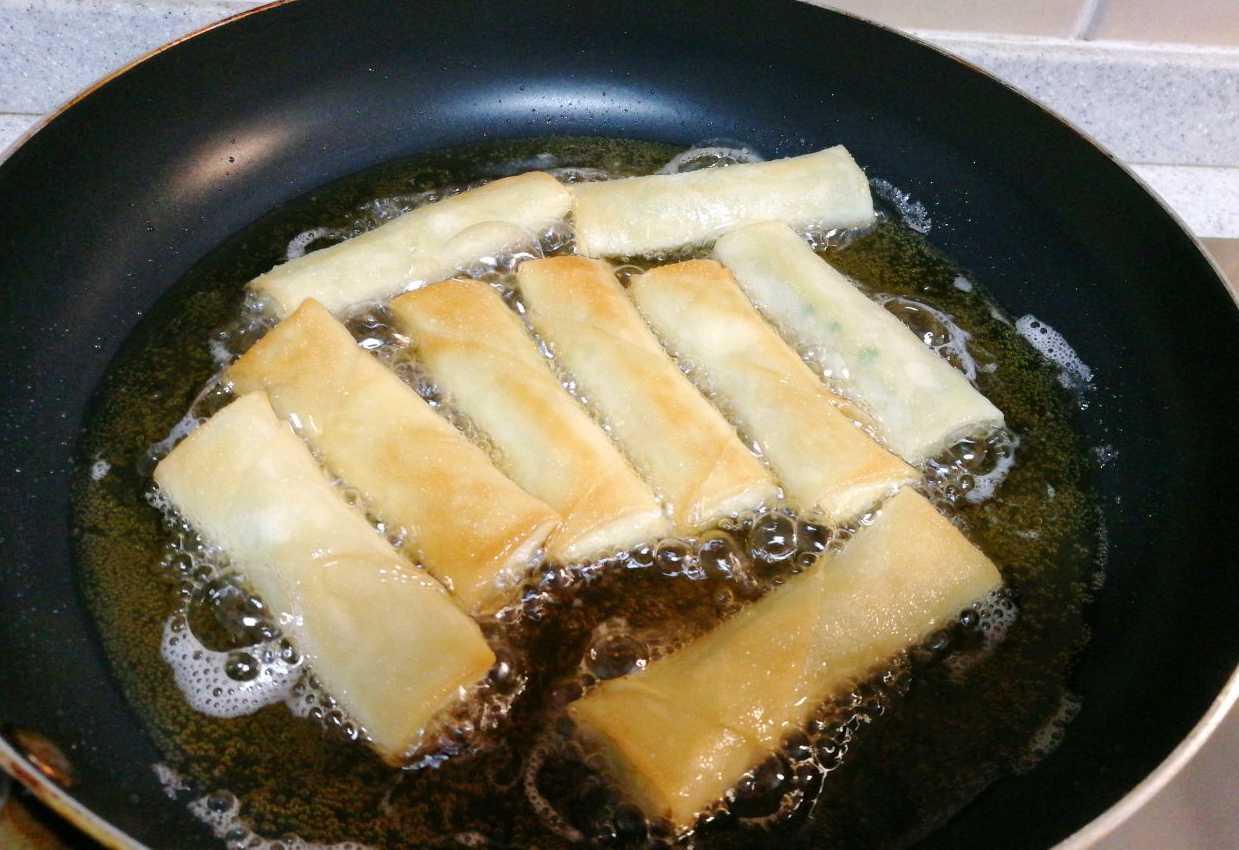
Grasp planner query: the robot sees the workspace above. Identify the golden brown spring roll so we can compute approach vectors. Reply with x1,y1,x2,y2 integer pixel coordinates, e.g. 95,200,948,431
153,393,495,764
714,221,1004,463
228,299,562,613
572,145,874,257
569,487,1003,829
629,260,917,523
250,172,573,318
516,256,777,530
390,280,670,561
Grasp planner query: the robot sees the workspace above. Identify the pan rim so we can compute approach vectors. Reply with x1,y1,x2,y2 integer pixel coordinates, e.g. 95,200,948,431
0,739,149,850
1055,663,1239,849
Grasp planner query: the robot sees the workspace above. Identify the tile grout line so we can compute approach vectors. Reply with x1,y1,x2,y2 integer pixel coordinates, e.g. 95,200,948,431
1127,161,1239,171
915,28,1239,58
1074,0,1112,41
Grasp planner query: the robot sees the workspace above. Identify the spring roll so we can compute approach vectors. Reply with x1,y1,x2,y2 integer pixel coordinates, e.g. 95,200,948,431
227,299,562,613
572,145,874,258
153,393,495,765
250,172,573,318
569,487,1003,829
390,280,670,561
516,256,777,530
714,221,1004,463
629,260,917,523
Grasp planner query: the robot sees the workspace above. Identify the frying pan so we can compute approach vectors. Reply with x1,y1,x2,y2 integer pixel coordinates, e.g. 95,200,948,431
2,0,1238,847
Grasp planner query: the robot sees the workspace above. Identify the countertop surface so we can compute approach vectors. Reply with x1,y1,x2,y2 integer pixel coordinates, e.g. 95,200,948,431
1,1,1237,849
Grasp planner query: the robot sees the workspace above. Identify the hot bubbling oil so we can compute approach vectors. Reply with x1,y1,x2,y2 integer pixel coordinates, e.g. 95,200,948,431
73,136,1100,850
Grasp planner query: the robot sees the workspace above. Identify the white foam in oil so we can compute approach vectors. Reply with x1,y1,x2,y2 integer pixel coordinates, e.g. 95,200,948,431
930,428,1020,505
870,179,931,234
877,294,985,382
655,140,765,174
150,510,374,747
522,732,586,843
1015,314,1093,393
1014,690,1081,774
160,615,302,719
189,790,374,850
155,763,377,849
146,409,204,465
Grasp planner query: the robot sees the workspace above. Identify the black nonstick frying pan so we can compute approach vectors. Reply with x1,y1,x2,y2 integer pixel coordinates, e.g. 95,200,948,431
2,1,1238,848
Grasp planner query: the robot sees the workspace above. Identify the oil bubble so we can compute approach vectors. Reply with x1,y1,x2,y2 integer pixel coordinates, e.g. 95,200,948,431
189,579,276,651
653,539,692,575
796,519,831,556
612,802,648,840
883,297,950,347
586,633,648,680
225,652,261,682
747,511,798,567
698,529,747,579
728,754,792,820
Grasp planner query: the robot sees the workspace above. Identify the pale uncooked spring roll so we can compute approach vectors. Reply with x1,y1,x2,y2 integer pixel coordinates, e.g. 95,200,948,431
250,172,573,318
228,299,562,613
390,280,670,561
629,260,917,523
153,393,495,765
569,487,1003,830
516,256,777,530
572,145,874,258
714,221,1004,463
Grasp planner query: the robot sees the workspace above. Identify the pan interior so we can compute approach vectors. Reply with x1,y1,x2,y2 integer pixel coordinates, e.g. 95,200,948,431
75,135,1098,850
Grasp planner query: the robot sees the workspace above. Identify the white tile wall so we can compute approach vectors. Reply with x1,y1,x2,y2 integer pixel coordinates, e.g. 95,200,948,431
812,0,1093,38
921,35,1239,238
817,0,1239,47
1204,237,1239,295
933,37,1239,168
1092,0,1239,46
